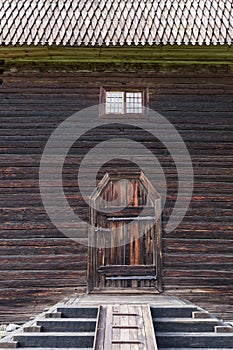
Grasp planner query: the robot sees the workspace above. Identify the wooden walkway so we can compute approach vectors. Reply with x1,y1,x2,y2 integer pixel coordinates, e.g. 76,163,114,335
94,304,157,350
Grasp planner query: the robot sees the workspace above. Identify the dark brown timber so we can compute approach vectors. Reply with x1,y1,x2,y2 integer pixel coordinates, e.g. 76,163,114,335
0,69,233,322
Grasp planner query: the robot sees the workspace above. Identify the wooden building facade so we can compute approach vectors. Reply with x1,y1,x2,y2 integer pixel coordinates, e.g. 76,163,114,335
0,1,233,323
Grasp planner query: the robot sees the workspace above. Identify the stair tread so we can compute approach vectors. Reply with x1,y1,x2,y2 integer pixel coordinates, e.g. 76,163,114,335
150,305,199,308
38,318,97,322
57,307,98,309
153,317,219,322
159,348,233,350
14,332,95,336
156,331,233,336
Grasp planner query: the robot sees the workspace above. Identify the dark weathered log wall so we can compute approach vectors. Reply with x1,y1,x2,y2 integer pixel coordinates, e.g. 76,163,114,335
0,70,232,322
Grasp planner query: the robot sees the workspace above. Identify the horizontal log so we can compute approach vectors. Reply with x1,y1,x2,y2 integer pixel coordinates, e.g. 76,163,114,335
0,238,86,247
0,164,233,178
164,230,233,240
163,254,233,264
163,262,233,271
163,239,233,254
0,245,87,255
163,215,233,223
0,130,233,144
164,222,233,230
164,286,233,293
164,269,233,278
0,228,87,239
1,109,233,123
0,270,86,280
1,108,233,122
0,120,233,133
0,256,87,271
163,277,233,287
0,277,86,289
1,154,233,167
0,224,89,234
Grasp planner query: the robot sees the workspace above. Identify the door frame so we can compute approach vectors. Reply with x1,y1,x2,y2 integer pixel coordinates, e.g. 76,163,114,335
87,172,162,293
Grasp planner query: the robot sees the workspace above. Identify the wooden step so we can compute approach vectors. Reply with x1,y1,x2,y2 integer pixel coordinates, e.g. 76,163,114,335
153,317,221,332
13,332,95,348
36,318,97,332
94,304,158,349
56,306,98,318
156,332,233,348
159,348,233,350
151,306,199,318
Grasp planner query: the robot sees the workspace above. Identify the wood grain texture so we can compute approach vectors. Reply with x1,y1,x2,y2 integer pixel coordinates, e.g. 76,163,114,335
94,304,157,349
0,70,232,322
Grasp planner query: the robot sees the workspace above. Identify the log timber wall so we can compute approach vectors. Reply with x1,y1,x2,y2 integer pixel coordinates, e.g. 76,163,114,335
0,53,233,322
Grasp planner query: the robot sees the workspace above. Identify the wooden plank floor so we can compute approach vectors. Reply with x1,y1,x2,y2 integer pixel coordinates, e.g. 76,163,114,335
94,304,158,350
77,293,186,306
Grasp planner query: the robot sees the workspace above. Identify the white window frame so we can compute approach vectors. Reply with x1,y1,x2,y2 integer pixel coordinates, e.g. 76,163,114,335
100,88,148,116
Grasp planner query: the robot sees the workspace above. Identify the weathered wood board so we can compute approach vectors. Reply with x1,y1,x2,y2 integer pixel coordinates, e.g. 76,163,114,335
94,304,158,350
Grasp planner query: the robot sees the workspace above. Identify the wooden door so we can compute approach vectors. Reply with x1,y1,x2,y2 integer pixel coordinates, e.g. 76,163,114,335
87,172,162,292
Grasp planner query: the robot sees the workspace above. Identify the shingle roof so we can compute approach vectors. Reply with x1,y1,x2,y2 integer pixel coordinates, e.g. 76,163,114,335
0,0,233,46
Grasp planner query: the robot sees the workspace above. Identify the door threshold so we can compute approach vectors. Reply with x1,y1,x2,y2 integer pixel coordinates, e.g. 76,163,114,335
90,288,160,294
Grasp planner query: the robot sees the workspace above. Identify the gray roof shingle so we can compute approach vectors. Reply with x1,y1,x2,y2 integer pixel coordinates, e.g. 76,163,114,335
0,0,233,46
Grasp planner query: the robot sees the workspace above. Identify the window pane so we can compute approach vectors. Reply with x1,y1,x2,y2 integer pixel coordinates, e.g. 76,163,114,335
126,92,143,113
106,91,124,113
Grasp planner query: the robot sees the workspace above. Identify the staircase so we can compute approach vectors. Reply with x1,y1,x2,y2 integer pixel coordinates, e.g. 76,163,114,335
0,301,233,349
151,305,233,349
0,306,98,349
